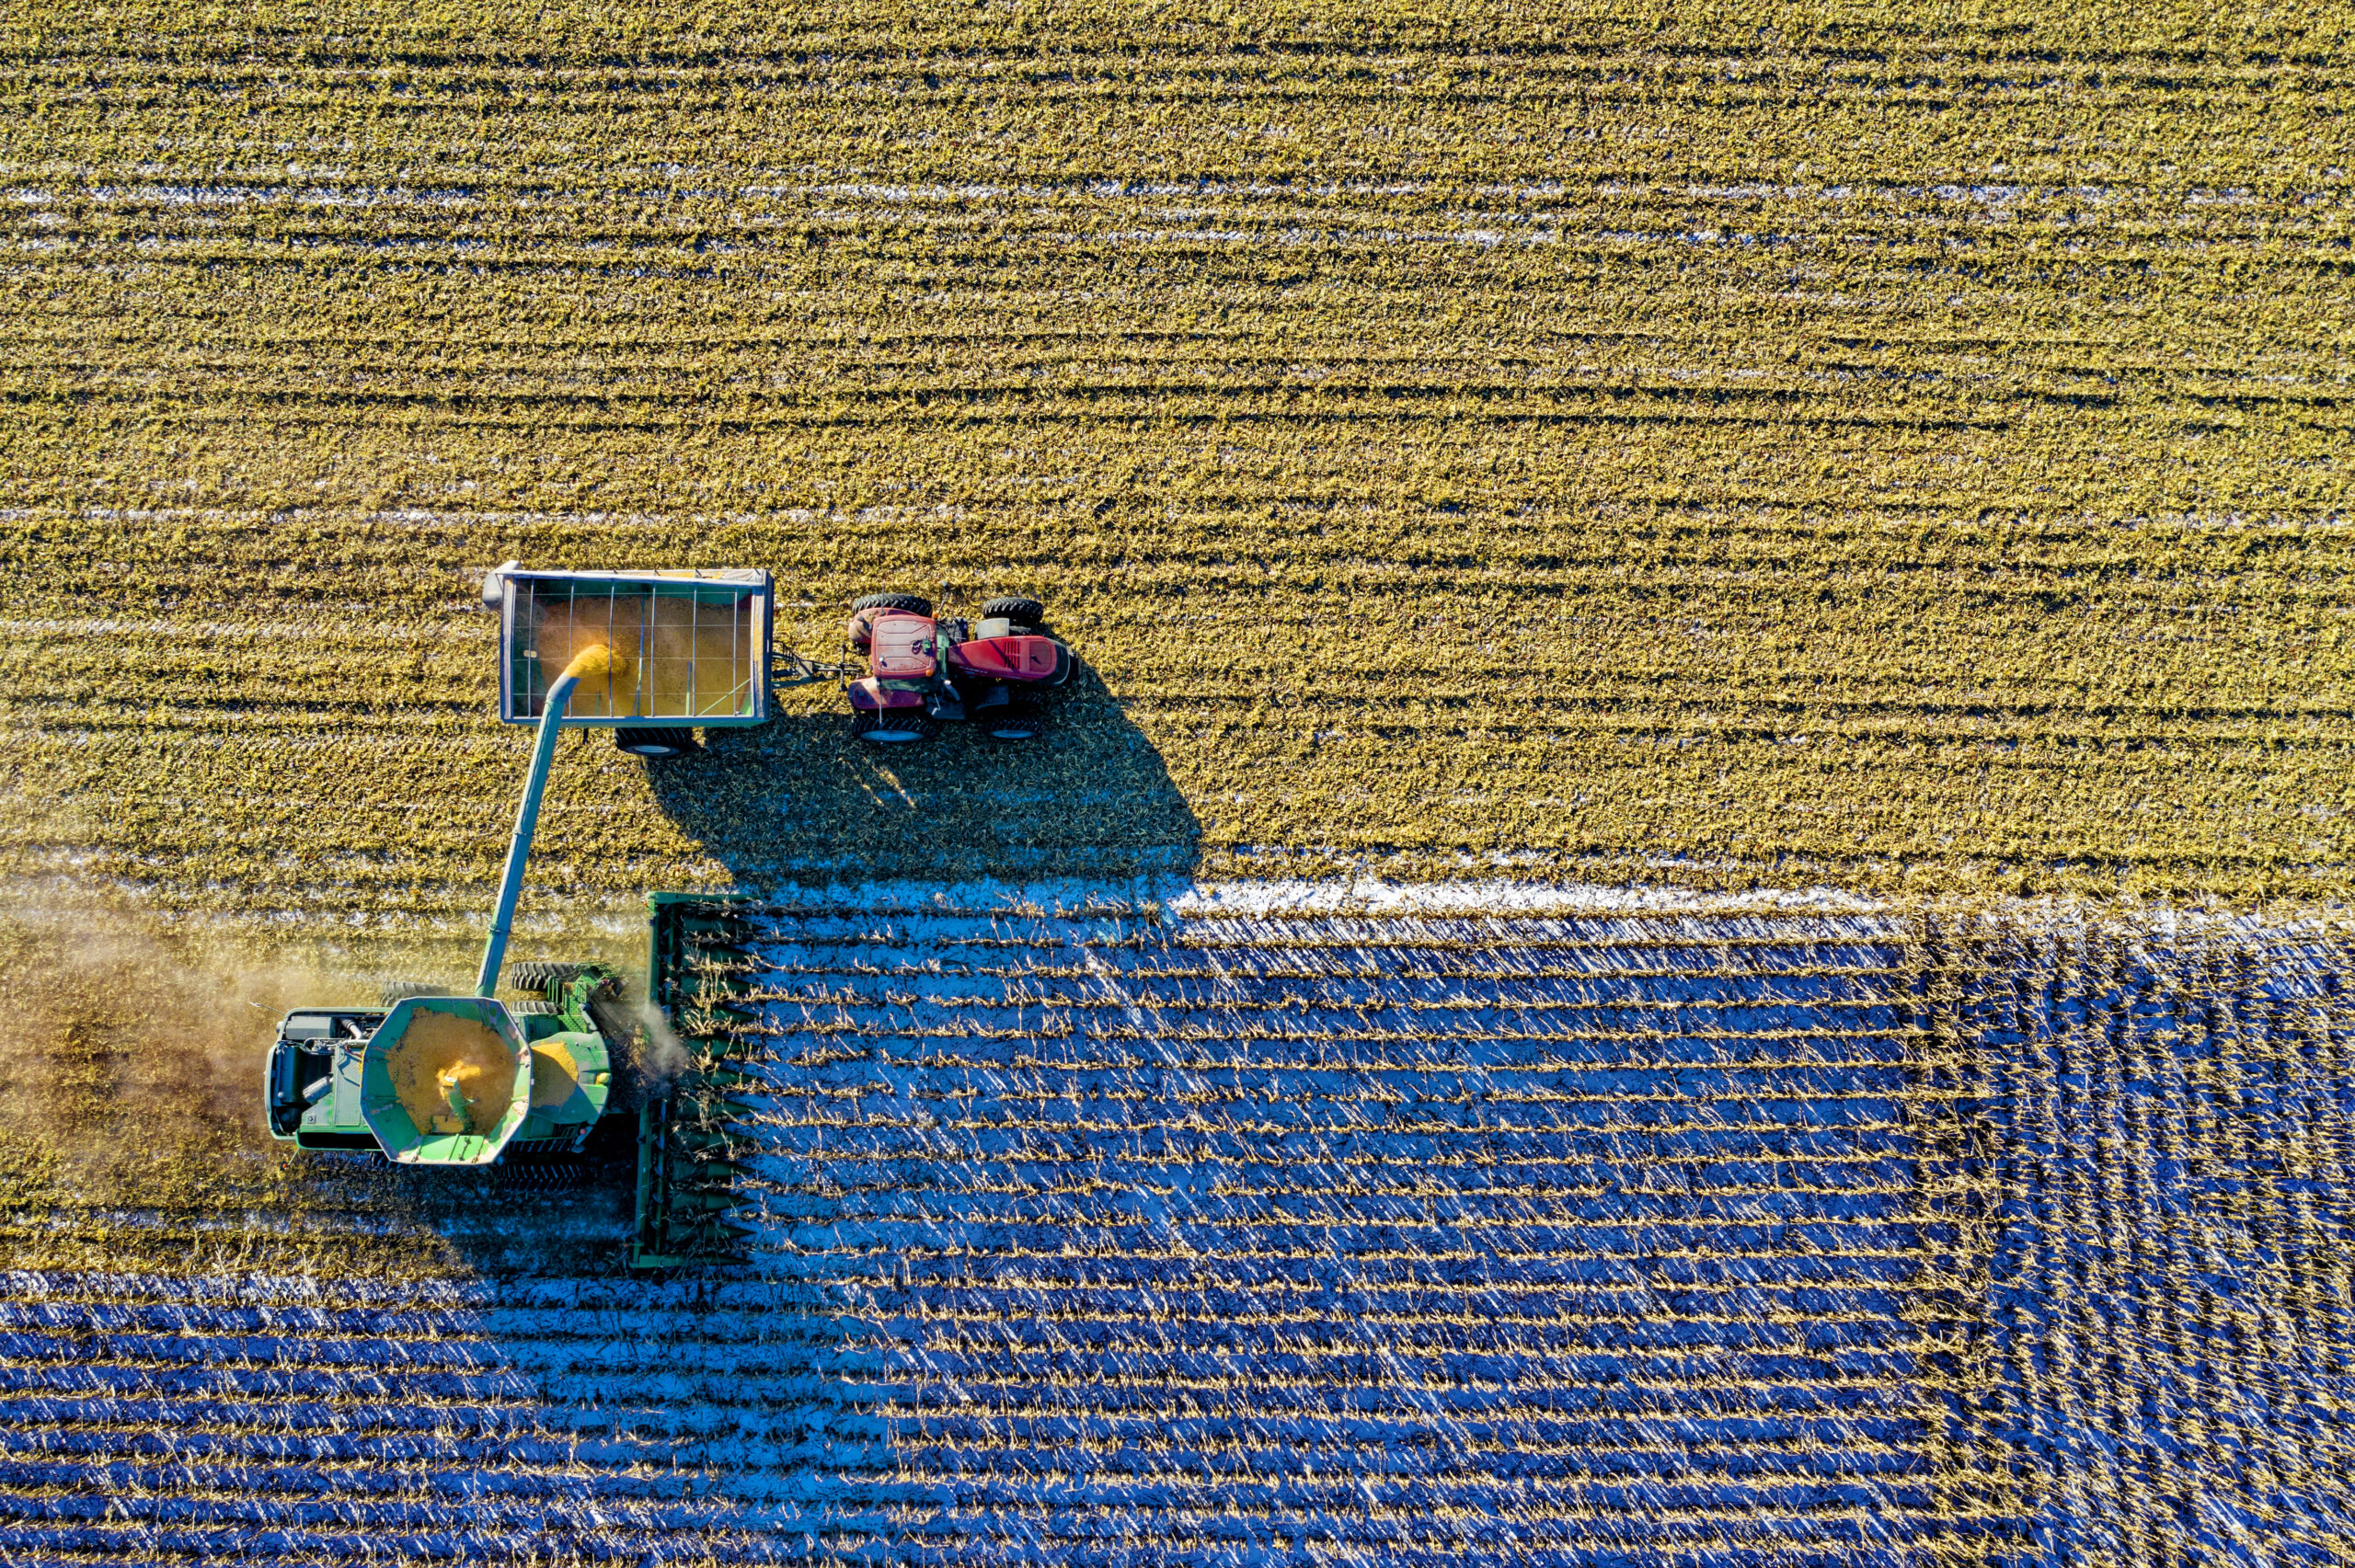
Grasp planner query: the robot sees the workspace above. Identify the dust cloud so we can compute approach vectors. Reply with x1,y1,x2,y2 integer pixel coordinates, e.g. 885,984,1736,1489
0,890,682,1162
0,893,357,1149
634,1000,692,1086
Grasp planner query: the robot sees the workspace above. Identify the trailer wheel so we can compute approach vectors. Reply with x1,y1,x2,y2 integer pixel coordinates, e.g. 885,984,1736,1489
851,708,937,745
982,596,1046,630
381,980,451,1006
616,727,700,759
507,961,588,991
852,591,933,616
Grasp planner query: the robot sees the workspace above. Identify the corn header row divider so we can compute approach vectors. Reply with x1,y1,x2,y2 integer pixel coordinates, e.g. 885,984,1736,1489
637,895,765,1268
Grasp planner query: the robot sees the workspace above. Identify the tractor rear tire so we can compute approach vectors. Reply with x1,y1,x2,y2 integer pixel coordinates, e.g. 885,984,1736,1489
850,707,938,745
852,591,933,616
508,961,588,991
616,727,700,759
507,1000,559,1016
982,596,1046,629
381,980,451,1005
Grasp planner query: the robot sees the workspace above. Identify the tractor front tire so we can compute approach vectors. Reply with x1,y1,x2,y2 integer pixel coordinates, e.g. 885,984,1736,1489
853,591,933,616
616,727,700,759
507,961,588,991
381,980,451,1006
851,708,938,745
982,596,1046,629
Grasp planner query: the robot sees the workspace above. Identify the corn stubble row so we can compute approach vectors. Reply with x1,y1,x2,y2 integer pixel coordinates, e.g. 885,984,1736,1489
0,6,2347,912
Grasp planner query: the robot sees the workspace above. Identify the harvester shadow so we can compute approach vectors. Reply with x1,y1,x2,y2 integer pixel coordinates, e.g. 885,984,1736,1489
645,663,1202,887
280,1147,642,1277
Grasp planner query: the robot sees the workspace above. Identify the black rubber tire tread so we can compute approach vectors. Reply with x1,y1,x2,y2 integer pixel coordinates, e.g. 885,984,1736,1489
850,707,938,744
380,980,451,1005
506,1000,559,1016
507,961,589,990
852,591,933,615
615,727,700,758
982,596,1046,627
488,1159,598,1192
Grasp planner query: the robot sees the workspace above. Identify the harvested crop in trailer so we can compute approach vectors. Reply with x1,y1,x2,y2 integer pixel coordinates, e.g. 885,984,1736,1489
528,588,759,722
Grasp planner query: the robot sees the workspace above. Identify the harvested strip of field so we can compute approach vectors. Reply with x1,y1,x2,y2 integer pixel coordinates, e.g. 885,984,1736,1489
3,885,2342,1562
2,6,2353,907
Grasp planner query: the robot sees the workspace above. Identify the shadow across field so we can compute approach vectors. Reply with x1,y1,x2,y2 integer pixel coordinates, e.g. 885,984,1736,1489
644,663,1201,887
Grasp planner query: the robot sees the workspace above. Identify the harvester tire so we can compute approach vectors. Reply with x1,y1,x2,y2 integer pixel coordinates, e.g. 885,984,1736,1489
982,596,1046,629
616,727,700,759
850,707,937,745
381,980,451,1005
507,1000,558,1016
852,591,932,616
508,961,588,991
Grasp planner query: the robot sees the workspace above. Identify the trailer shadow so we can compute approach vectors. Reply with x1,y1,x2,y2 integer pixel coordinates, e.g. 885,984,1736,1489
641,663,1202,887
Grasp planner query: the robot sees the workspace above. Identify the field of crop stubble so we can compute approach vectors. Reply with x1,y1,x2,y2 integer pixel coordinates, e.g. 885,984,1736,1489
4,2,2355,910
0,885,2349,1564
0,4,2352,1564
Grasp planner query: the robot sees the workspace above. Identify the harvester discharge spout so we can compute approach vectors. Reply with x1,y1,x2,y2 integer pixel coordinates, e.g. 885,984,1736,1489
476,643,634,998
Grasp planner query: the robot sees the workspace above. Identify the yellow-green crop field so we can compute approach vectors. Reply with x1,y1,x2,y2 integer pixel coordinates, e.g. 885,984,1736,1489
0,10,2351,1557
1,2,2351,921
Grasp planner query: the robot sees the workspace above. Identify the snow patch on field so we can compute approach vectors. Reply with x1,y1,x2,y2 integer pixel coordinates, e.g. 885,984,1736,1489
0,882,2349,1562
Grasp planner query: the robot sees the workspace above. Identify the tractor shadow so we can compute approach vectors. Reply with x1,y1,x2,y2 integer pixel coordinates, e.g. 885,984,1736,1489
643,662,1202,887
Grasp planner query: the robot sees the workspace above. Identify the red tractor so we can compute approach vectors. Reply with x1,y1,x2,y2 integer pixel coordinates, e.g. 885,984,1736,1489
844,593,1074,744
